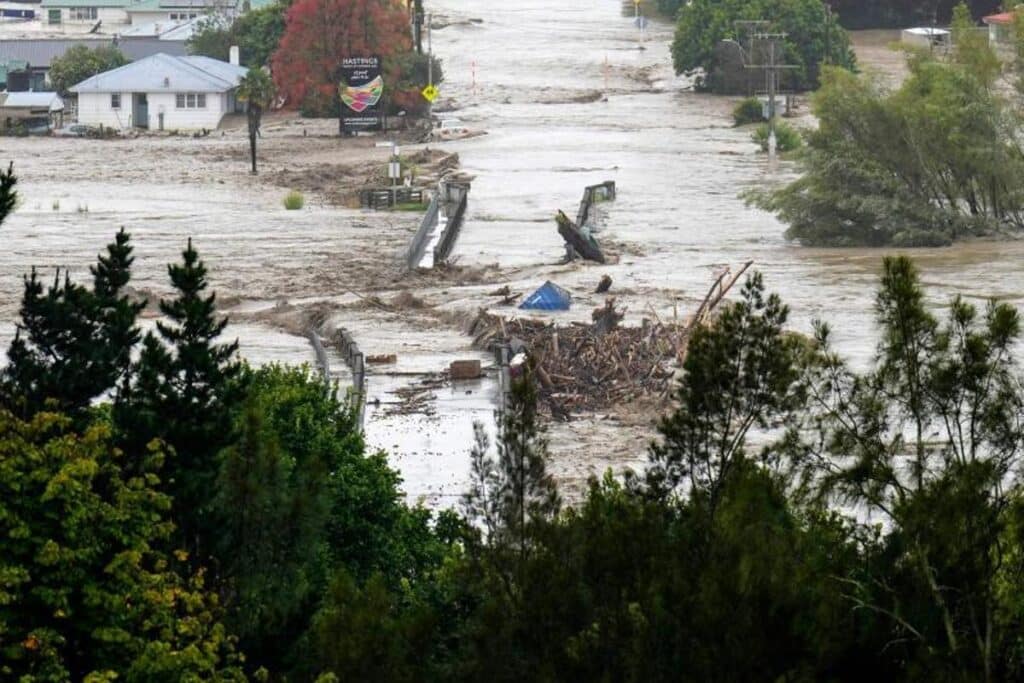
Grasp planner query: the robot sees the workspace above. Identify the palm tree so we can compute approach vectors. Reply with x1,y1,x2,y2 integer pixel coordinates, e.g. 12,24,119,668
236,68,276,175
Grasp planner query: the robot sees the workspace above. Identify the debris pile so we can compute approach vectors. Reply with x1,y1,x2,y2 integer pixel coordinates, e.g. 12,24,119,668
468,261,754,419
469,298,685,418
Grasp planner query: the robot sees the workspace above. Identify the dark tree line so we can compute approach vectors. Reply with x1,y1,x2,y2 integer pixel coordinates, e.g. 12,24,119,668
826,0,1001,30
3,161,1024,681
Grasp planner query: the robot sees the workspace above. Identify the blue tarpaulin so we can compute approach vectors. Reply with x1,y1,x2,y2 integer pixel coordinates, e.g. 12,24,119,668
519,281,571,311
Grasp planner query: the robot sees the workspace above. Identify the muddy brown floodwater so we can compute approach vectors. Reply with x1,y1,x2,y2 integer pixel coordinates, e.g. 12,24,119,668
2,6,1023,505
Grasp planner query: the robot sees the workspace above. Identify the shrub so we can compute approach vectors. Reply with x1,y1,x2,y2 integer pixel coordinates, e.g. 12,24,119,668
283,190,305,210
733,97,765,126
752,120,802,153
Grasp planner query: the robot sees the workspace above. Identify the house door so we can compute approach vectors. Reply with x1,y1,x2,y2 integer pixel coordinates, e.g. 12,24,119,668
133,93,148,129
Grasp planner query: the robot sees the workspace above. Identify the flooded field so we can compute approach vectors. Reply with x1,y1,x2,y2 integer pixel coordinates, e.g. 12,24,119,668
2,3,1023,504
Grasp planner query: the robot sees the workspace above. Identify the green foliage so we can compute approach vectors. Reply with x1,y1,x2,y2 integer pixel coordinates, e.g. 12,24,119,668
115,238,242,559
789,256,1024,678
749,57,1024,246
752,119,803,152
654,0,684,18
48,45,129,95
672,0,855,91
2,229,144,423
464,374,560,589
187,3,286,67
0,162,15,226
283,190,304,210
0,412,244,681
732,96,764,125
827,0,1001,30
648,273,803,506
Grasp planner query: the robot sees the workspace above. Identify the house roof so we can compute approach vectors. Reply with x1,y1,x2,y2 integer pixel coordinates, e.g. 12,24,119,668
0,38,110,66
41,0,133,7
0,91,64,110
70,52,246,93
119,16,202,39
126,0,238,11
983,12,1016,25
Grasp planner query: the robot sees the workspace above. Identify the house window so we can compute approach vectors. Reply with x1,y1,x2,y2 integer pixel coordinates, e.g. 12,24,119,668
70,7,98,20
47,9,61,24
176,92,207,109
169,12,197,20
111,93,120,109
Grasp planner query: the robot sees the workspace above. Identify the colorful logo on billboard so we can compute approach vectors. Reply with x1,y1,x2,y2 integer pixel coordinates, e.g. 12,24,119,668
340,75,383,113
339,55,383,132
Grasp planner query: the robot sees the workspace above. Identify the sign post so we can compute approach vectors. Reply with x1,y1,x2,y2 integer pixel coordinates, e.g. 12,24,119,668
339,55,383,134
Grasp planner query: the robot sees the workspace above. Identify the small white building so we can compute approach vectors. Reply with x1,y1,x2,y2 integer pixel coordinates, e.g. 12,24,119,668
39,0,135,28
982,12,1016,46
70,52,247,130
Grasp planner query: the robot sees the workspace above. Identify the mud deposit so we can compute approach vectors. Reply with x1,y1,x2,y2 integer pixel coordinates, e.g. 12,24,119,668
3,8,1023,506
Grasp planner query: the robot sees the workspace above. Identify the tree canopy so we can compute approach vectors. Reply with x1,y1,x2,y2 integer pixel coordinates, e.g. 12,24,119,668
48,45,129,95
826,0,1001,30
750,23,1024,247
671,0,856,92
270,0,436,118
187,3,287,68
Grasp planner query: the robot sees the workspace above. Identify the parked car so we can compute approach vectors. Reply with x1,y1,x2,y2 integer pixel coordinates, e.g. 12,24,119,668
53,124,92,137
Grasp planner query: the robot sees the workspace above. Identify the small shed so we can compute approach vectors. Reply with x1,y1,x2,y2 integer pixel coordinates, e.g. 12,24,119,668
983,12,1016,46
900,27,951,50
0,91,64,131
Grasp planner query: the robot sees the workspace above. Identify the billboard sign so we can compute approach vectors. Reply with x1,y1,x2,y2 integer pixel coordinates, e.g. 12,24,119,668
340,55,383,133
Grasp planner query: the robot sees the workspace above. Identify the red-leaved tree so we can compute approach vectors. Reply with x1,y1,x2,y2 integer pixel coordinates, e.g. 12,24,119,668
271,0,418,127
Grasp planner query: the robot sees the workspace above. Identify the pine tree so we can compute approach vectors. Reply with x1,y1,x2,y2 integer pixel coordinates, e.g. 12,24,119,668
464,370,560,596
0,162,15,226
92,227,146,398
116,238,242,559
2,230,144,423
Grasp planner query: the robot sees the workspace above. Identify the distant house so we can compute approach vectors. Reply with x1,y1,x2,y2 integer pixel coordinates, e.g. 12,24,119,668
70,52,246,130
0,91,64,131
39,0,135,27
0,57,32,91
982,12,1016,46
125,0,262,25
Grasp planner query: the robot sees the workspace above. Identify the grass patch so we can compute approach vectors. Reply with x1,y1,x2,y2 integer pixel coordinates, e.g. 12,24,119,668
283,190,305,210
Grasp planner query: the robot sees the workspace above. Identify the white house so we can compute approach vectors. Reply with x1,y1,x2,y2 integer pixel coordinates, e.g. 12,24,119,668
70,52,247,130
39,0,135,28
125,0,275,25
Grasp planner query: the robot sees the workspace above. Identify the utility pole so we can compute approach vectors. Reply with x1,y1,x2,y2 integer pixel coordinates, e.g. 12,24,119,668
411,0,424,54
427,12,433,122
744,32,797,159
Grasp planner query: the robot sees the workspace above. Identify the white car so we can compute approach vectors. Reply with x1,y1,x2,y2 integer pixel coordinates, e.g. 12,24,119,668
433,118,472,140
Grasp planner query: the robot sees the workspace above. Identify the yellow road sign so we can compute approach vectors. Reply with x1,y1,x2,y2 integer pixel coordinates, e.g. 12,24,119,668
421,84,440,103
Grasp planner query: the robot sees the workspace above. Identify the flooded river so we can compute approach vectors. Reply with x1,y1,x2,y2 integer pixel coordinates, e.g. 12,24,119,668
2,1,1023,505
